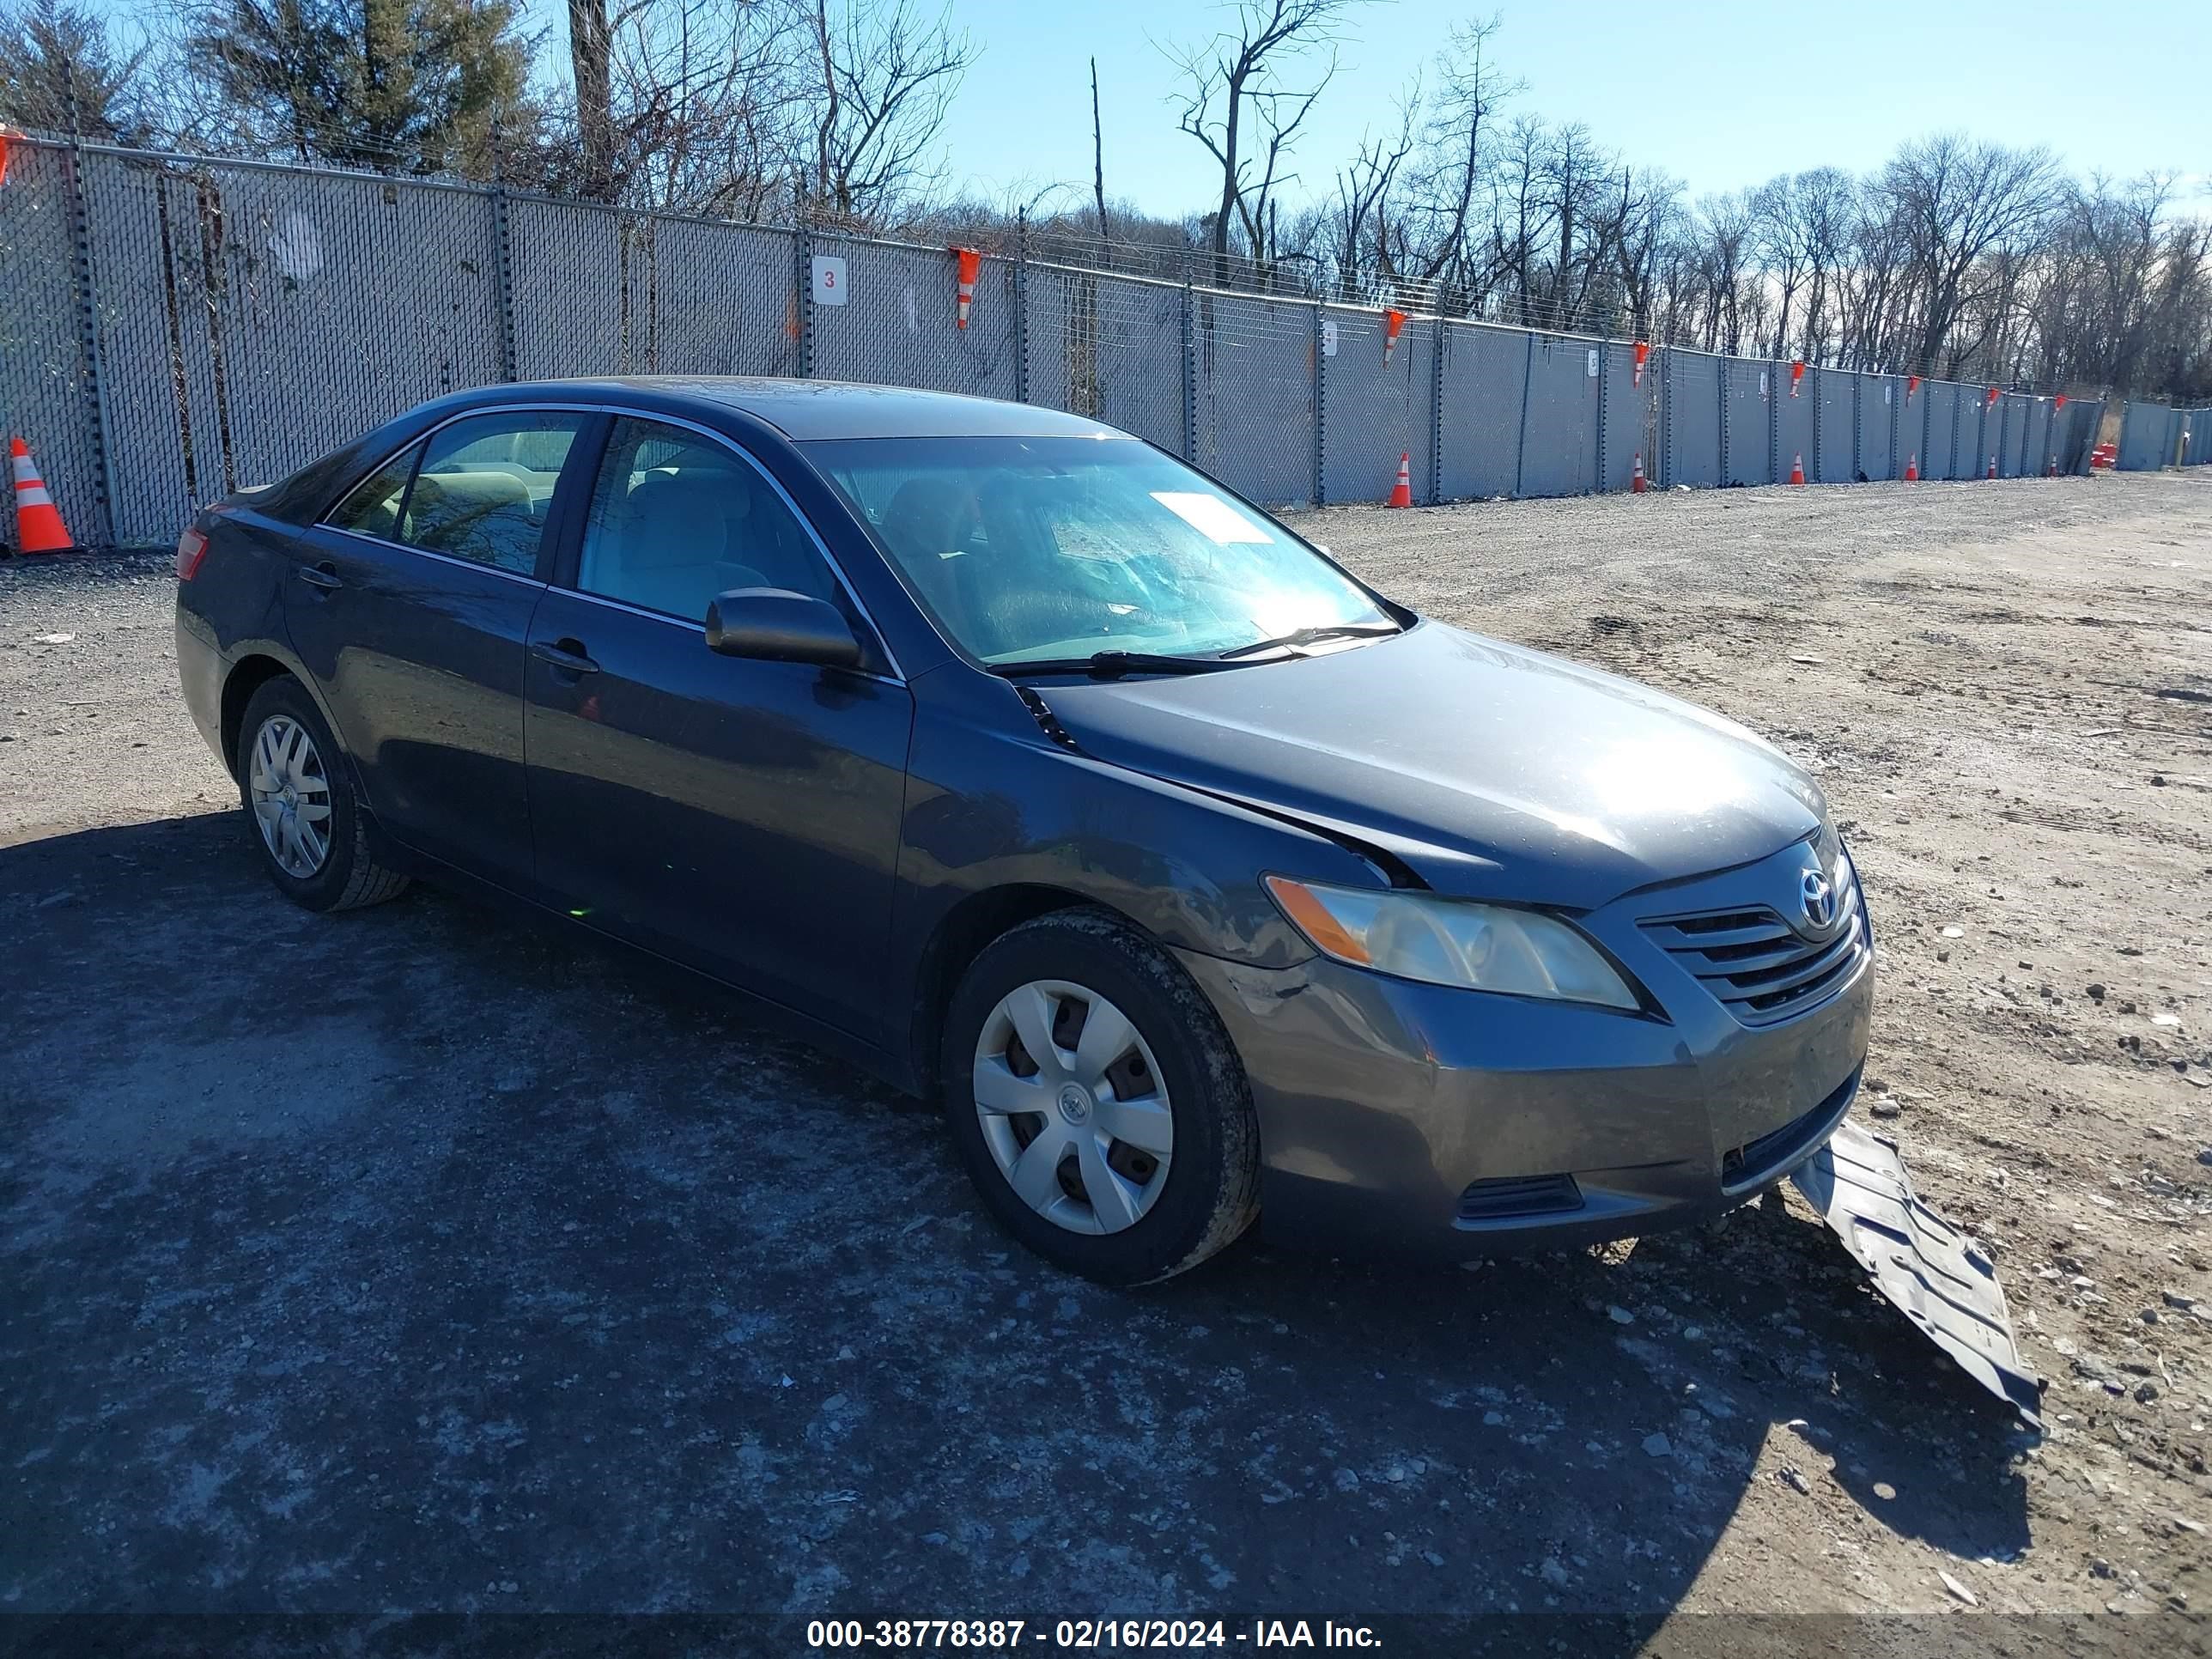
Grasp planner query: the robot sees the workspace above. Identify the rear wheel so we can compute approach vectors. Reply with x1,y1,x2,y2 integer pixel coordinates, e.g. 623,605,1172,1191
234,676,409,912
941,908,1260,1284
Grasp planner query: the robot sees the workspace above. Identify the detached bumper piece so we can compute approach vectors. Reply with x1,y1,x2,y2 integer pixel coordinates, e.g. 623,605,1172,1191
1792,1121,2042,1427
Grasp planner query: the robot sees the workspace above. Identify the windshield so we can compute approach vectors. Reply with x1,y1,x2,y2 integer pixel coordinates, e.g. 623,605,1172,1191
803,435,1395,665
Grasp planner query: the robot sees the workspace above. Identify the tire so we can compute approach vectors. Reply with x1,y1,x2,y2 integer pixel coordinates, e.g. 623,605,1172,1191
234,675,410,913
940,907,1261,1285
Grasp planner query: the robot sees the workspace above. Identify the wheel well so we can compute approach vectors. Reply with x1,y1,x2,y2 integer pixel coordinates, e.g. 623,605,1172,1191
219,654,295,778
909,884,1100,1093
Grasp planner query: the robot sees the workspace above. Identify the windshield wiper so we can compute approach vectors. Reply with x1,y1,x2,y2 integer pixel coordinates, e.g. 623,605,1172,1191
989,651,1249,680
1218,622,1404,659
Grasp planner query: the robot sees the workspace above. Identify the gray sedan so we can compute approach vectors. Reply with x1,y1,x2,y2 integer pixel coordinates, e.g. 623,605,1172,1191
173,378,1869,1284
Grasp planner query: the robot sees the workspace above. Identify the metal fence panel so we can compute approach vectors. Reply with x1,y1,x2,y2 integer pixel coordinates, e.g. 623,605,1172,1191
510,197,631,376
2024,398,2055,476
80,153,198,544
634,218,799,379
1518,336,1599,497
1597,342,1644,494
1051,270,1183,454
1438,321,1526,499
1856,374,1898,481
1721,357,1769,486
141,163,502,525
1815,368,1854,483
1,144,104,547
1903,383,1932,478
105,160,506,544
1777,370,1814,483
1917,382,1954,479
2118,401,2180,470
1022,264,1073,413
2056,400,2098,472
1662,348,1721,487
1960,392,1989,477
1194,292,1313,507
1321,305,1430,506
2002,393,2033,477
811,236,1018,399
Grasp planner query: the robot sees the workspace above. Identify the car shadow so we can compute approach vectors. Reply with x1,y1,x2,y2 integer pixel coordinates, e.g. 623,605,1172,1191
1,811,2032,1628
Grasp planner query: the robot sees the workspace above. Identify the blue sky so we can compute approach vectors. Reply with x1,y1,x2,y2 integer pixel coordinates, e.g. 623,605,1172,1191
130,0,2209,214
928,0,2206,216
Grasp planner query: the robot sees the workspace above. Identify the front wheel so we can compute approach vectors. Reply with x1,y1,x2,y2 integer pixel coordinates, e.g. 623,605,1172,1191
940,908,1260,1285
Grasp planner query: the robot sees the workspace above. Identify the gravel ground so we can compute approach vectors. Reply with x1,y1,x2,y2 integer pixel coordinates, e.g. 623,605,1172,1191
3,472,2209,1645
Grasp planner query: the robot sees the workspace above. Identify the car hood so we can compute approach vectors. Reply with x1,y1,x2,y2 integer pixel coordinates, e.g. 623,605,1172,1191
1036,621,1827,910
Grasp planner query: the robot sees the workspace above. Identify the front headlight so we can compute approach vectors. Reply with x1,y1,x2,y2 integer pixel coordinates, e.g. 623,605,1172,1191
1264,875,1640,1010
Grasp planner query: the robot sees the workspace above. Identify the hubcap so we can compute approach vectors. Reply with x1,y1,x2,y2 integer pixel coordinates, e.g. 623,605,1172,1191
972,979,1174,1236
247,714,332,879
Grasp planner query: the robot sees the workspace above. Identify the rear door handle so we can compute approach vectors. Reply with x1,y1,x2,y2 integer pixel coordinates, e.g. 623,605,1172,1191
530,639,599,676
295,563,342,591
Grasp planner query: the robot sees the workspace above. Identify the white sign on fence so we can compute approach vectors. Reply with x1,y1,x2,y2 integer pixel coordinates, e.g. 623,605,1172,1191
1321,319,1338,357
1587,349,1600,378
810,256,848,307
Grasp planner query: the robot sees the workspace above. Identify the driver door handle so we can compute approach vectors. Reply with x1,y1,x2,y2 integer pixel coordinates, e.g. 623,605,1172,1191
531,638,599,676
295,562,342,591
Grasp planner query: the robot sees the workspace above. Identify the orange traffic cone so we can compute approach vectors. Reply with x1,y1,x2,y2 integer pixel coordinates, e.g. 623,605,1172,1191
1905,452,1918,482
952,247,980,330
9,438,76,553
1631,453,1646,493
2045,453,2057,477
1789,452,1805,486
1986,453,1996,479
1386,453,1413,508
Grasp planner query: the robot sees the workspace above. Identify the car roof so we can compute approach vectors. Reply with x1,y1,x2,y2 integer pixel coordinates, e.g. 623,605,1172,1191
477,377,1126,442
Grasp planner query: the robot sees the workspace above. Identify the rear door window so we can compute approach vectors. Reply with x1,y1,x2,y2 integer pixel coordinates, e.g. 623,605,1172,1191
325,447,419,540
401,412,585,576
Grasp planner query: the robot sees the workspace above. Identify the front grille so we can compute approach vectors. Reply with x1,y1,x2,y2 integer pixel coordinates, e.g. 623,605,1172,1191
1640,867,1866,1027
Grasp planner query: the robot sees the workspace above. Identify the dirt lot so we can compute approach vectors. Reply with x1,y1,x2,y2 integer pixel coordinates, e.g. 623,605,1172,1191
3,472,2209,1645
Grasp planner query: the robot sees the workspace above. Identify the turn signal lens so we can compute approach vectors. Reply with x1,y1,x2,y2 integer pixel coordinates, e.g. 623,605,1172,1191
174,526,210,580
1263,875,1639,1010
1263,874,1371,965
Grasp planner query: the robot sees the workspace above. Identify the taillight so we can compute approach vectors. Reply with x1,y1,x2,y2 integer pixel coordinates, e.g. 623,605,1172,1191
175,526,210,580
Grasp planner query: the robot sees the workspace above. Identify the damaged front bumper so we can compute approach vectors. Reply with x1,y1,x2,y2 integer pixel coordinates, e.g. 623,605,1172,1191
1793,1120,2042,1425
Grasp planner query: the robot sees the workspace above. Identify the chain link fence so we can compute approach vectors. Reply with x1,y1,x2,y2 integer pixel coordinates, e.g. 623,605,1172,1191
0,138,2144,552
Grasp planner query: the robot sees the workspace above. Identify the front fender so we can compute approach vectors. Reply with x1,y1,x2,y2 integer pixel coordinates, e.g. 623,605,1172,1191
887,667,1393,1088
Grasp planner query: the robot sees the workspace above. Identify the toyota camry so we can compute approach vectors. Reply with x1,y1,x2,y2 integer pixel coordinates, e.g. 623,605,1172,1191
174,379,1870,1284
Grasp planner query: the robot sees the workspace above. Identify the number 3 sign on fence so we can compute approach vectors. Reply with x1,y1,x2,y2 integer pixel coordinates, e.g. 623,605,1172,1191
811,256,848,307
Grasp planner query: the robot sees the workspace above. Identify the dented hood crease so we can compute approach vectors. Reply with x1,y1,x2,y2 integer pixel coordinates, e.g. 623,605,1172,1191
1037,621,1827,909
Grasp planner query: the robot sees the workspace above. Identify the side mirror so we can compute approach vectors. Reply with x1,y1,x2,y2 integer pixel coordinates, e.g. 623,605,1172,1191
704,587,864,670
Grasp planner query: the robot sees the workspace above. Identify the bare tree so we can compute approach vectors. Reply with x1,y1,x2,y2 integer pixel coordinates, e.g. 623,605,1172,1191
796,0,975,224
1393,11,1516,300
568,0,615,198
1169,0,1358,285
1537,121,1611,327
1328,89,1415,299
1879,133,2063,374
1091,56,1107,240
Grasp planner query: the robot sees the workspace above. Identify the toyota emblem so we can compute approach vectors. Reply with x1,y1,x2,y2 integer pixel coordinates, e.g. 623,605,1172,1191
1800,868,1838,931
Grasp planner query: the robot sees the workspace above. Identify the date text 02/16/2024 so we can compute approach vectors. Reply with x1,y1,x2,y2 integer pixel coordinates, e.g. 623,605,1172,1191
805,1620,1382,1649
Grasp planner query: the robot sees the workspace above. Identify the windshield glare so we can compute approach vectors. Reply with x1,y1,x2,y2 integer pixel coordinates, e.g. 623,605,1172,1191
804,436,1394,665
